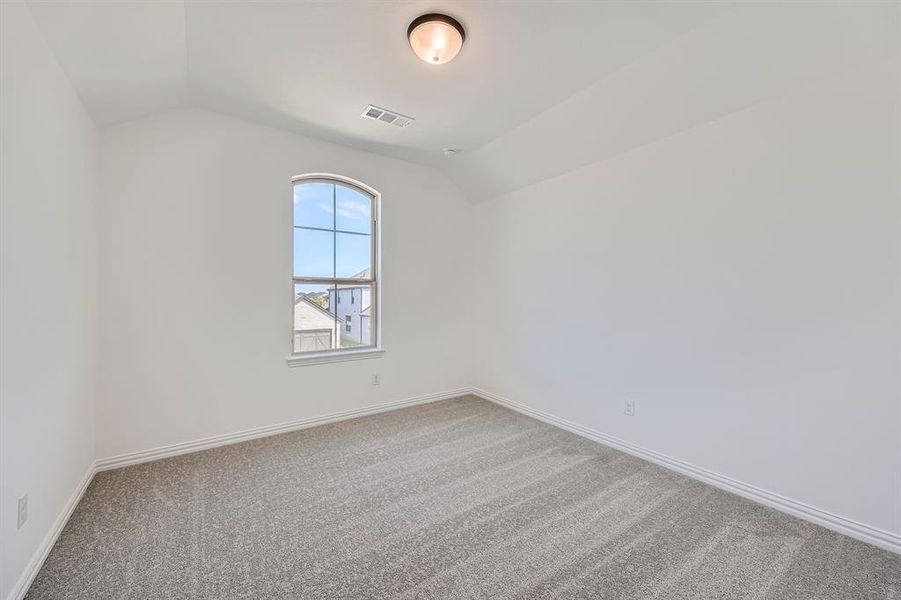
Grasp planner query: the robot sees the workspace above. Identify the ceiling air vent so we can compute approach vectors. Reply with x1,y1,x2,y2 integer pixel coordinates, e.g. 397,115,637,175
361,105,415,128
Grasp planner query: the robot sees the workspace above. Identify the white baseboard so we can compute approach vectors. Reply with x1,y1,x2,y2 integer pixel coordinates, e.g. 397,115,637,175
8,462,96,600
470,387,901,555
95,388,471,471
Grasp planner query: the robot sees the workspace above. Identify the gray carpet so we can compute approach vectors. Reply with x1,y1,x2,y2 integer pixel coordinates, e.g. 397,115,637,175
26,395,900,599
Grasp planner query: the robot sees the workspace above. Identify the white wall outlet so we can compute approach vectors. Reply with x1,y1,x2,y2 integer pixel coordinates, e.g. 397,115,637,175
371,373,381,386
624,399,636,417
17,494,28,529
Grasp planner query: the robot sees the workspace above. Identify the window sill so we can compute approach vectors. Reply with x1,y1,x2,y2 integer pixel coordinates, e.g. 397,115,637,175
286,347,384,367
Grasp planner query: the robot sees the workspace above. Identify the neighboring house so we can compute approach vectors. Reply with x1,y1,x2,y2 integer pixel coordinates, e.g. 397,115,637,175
328,268,372,346
360,305,371,346
293,296,339,352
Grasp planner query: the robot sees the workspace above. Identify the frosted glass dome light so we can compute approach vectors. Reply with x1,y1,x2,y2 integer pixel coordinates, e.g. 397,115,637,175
407,14,465,65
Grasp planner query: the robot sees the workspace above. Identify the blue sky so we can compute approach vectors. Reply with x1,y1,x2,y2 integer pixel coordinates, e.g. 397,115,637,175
293,182,371,286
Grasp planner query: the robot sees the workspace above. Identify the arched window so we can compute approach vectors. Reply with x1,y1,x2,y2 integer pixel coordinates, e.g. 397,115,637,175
290,174,379,360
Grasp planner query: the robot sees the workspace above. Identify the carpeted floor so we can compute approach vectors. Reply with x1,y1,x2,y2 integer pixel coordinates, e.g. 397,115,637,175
26,395,900,599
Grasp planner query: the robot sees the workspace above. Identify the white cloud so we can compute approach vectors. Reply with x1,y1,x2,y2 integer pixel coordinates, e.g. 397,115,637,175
326,198,369,221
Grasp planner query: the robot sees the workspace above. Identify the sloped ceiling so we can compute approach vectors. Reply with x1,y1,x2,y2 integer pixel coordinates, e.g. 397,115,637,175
25,1,900,202
25,0,187,125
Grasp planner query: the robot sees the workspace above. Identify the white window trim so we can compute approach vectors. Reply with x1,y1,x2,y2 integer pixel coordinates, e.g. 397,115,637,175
287,173,383,366
286,347,384,367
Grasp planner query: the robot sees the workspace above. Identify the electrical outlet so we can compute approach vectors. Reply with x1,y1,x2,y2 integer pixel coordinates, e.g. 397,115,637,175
624,399,635,417
371,373,381,386
17,494,28,529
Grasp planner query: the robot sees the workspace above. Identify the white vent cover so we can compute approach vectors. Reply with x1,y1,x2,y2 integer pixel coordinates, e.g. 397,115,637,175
361,105,415,128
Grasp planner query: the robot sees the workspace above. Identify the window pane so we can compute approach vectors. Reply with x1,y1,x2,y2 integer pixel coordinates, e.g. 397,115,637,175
335,185,371,234
294,228,334,278
294,284,337,353
333,283,373,348
294,182,334,229
336,232,371,279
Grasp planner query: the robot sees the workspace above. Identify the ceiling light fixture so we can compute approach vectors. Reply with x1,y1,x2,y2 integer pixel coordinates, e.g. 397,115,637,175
407,13,465,65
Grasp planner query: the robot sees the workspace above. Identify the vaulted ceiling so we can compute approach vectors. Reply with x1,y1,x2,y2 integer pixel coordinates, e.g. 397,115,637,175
25,1,899,201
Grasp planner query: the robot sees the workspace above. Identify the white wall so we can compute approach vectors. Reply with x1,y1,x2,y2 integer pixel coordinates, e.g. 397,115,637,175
97,108,473,458
472,56,900,538
0,2,99,598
